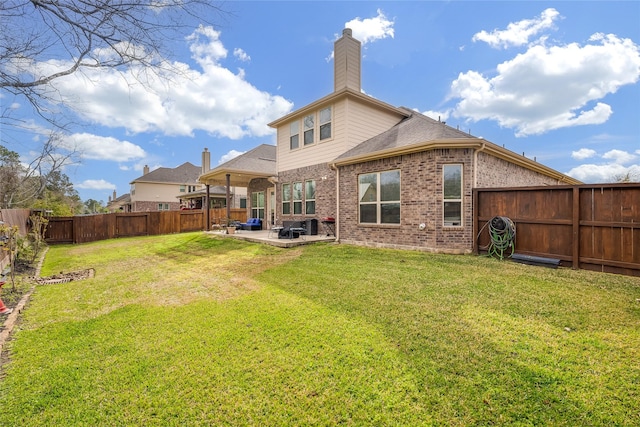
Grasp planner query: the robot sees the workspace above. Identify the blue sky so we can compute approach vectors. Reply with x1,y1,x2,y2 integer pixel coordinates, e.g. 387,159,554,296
4,1,640,203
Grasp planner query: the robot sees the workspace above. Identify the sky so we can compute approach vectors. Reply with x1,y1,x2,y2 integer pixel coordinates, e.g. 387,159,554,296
3,1,640,204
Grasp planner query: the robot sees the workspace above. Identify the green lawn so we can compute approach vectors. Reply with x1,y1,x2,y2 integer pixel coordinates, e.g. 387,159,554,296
1,232,639,426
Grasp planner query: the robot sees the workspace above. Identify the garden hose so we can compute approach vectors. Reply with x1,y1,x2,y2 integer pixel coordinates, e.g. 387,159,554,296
486,216,516,260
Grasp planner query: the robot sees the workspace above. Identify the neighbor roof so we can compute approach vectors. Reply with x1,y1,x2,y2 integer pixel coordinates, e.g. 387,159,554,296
131,162,201,184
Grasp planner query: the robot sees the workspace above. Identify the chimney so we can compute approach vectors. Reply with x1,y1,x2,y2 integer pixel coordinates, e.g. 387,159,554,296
143,165,149,175
202,147,210,175
334,28,361,92
112,190,116,200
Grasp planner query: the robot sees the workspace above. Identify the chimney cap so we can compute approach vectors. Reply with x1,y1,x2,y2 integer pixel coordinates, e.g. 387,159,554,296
343,28,353,37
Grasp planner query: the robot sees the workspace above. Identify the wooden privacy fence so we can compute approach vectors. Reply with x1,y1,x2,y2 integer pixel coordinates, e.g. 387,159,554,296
45,208,247,244
474,183,640,277
0,209,32,269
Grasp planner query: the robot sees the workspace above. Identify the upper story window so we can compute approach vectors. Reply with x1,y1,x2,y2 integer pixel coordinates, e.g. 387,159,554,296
319,107,332,140
288,105,333,150
303,115,314,146
179,185,186,192
443,164,463,227
359,170,401,225
290,121,299,150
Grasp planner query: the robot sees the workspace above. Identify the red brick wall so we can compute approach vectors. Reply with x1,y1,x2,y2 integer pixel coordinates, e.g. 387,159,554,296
276,163,337,225
476,152,559,187
338,149,475,253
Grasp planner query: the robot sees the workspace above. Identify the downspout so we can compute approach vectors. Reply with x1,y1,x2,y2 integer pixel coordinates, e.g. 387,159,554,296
473,142,486,188
330,162,339,242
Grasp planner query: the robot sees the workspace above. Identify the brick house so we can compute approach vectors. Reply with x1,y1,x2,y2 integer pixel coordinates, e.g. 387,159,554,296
129,149,245,212
200,28,581,253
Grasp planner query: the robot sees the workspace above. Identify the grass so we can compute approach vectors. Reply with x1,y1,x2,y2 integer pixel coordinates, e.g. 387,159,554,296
1,232,639,426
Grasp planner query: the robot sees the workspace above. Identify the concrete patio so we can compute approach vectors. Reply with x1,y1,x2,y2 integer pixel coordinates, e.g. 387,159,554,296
205,228,336,248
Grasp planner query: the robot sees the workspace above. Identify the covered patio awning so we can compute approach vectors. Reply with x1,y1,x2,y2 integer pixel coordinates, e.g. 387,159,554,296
198,144,277,187
198,144,277,229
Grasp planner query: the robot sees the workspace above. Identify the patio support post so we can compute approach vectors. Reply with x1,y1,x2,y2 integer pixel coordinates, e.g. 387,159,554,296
205,184,210,231
226,174,231,223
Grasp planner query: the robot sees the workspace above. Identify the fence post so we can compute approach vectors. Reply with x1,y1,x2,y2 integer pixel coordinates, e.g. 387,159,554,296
572,186,580,270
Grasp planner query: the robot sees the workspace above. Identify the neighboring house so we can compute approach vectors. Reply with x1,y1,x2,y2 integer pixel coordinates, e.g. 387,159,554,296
106,191,131,212
129,148,244,212
177,185,245,210
200,28,581,253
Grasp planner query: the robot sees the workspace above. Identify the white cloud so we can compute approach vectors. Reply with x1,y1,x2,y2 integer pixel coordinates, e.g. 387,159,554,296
344,9,394,46
64,133,146,162
571,148,597,160
233,48,250,62
422,110,450,122
472,8,561,49
37,26,293,140
450,33,640,136
218,149,244,165
602,149,637,164
567,163,640,183
76,179,116,190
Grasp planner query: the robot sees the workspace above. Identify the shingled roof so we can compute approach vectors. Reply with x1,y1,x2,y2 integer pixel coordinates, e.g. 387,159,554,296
216,144,276,174
131,162,201,184
198,144,276,187
334,109,480,164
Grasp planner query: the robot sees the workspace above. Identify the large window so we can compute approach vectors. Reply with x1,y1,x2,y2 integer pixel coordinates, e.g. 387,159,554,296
290,121,299,150
282,183,291,215
443,164,463,226
303,115,314,146
293,182,303,214
305,180,316,215
319,107,332,140
251,191,265,219
358,170,400,224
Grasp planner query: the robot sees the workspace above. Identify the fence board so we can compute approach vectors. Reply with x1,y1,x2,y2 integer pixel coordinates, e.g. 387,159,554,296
44,208,248,245
475,183,640,277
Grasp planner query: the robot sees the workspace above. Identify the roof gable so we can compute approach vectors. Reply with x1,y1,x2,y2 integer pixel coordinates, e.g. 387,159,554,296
335,110,479,162
132,162,201,184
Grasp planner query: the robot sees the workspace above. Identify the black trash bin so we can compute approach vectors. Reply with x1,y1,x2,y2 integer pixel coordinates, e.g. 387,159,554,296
305,219,318,235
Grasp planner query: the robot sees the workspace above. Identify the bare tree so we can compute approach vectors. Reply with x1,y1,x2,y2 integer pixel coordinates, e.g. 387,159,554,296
613,170,640,183
1,0,226,127
1,133,78,208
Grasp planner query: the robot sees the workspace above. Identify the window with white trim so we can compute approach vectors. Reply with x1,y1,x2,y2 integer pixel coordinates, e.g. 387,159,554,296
282,183,291,215
293,182,303,214
358,170,400,224
303,115,314,146
305,180,316,214
443,164,463,226
251,191,265,219
319,107,331,140
290,121,299,150
158,203,169,211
